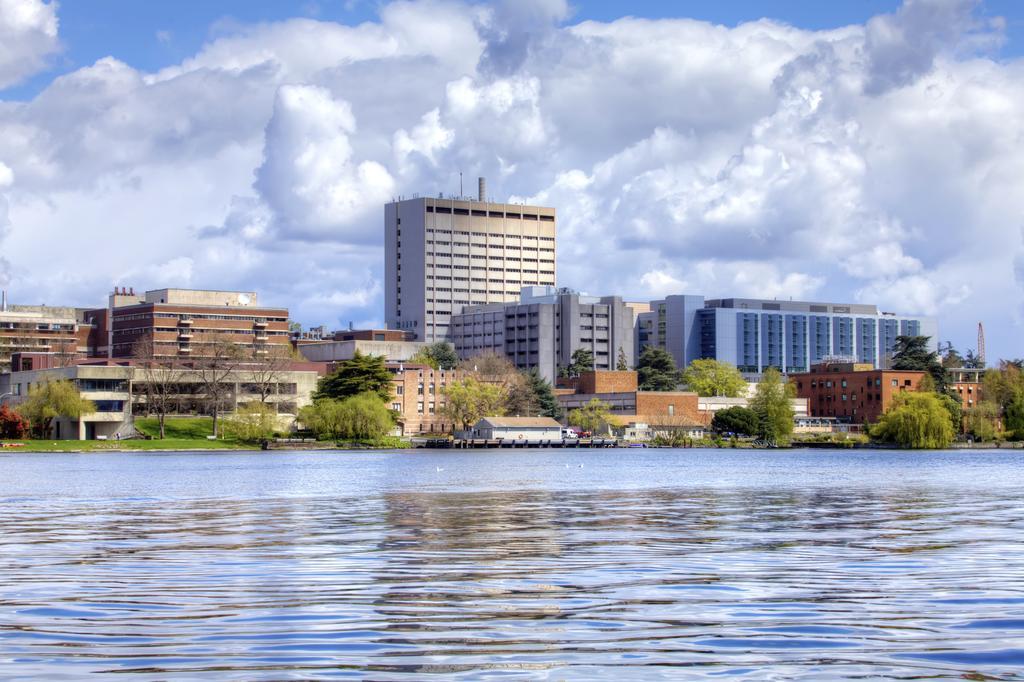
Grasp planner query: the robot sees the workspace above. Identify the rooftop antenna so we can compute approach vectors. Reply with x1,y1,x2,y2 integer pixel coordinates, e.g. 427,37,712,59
978,322,986,366
459,171,463,198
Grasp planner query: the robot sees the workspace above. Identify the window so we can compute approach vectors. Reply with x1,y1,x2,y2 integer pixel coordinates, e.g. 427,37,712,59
891,379,898,387
392,402,402,412
668,404,675,416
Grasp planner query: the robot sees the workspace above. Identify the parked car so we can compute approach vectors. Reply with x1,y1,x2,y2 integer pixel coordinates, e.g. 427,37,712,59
561,427,579,439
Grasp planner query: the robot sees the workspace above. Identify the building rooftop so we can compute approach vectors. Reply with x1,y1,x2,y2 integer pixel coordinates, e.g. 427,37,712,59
704,298,879,315
476,417,562,428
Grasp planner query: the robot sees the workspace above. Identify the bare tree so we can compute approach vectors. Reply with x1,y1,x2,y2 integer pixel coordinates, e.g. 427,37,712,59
245,343,298,408
194,333,245,437
53,335,79,368
133,338,189,439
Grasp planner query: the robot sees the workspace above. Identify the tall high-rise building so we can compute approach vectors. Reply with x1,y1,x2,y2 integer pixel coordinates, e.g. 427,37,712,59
385,184,556,342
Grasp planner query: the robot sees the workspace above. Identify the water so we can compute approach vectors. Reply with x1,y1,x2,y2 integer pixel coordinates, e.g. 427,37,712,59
1,449,1023,680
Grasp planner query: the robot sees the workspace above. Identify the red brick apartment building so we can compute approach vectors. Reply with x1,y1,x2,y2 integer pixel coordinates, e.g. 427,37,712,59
949,367,985,411
84,287,290,359
790,362,926,424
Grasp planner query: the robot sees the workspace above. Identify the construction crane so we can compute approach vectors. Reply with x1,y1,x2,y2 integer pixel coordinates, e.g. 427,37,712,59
978,322,986,366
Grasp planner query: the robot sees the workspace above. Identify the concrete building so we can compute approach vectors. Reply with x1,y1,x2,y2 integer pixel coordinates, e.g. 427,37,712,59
384,185,557,342
789,362,927,425
0,293,89,373
2,360,320,439
638,295,937,375
83,287,290,360
448,286,634,384
298,339,428,364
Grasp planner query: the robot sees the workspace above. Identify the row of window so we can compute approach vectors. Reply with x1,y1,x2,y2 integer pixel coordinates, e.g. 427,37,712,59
425,206,555,221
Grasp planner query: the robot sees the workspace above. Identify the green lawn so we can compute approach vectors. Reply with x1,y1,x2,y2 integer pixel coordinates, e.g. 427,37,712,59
134,417,217,439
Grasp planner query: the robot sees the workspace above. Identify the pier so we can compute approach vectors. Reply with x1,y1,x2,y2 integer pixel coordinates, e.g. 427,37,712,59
416,438,619,449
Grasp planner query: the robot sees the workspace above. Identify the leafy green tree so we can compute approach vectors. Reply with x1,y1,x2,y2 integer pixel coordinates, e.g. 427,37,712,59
567,348,594,377
1005,396,1024,437
749,368,794,442
441,376,506,430
711,406,759,436
17,380,96,438
315,350,393,402
298,392,394,441
504,372,539,416
410,342,459,370
892,335,948,392
681,358,747,397
616,346,629,371
871,392,955,448
636,346,682,391
941,344,964,368
568,398,614,435
526,367,563,420
224,402,277,443
965,401,1000,441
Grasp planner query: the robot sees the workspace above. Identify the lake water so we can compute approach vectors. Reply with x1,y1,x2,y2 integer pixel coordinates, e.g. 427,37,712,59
1,448,1023,680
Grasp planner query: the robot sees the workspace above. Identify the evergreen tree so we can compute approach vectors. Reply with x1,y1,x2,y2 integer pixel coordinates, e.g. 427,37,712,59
711,406,758,436
616,346,629,371
314,350,393,402
636,346,681,391
568,348,595,377
526,367,563,420
892,335,949,392
411,342,459,370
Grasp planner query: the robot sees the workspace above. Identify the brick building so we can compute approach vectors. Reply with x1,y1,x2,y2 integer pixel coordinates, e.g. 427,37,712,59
789,362,927,425
556,370,705,433
385,362,467,435
0,296,89,373
84,287,290,360
949,367,985,411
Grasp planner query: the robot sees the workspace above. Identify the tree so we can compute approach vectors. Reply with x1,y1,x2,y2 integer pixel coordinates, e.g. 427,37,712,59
245,343,297,406
871,392,955,449
0,403,29,439
636,347,682,391
410,342,459,370
526,367,563,420
195,334,246,438
315,350,393,402
441,376,506,430
1005,396,1024,437
711,406,759,436
941,344,964,369
680,358,747,397
459,351,531,415
965,401,1000,441
568,398,614,435
504,372,539,416
298,392,393,441
892,335,948,392
224,402,277,443
567,348,594,377
17,380,96,438
749,368,794,443
962,349,985,369
133,338,189,439
616,346,629,371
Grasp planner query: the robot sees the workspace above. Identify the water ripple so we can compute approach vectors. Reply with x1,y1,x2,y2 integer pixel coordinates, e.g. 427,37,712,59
0,449,1023,679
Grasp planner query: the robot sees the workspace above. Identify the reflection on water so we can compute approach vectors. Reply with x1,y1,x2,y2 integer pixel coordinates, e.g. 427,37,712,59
1,449,1024,679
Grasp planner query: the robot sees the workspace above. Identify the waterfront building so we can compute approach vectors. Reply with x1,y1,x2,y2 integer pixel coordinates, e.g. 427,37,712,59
788,361,927,425
448,286,634,384
555,370,706,436
83,287,290,360
384,362,464,436
384,183,557,343
470,416,562,440
638,295,937,375
1,359,320,440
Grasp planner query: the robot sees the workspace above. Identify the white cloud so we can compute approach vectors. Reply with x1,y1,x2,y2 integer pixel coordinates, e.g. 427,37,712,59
0,0,59,90
0,0,1020,359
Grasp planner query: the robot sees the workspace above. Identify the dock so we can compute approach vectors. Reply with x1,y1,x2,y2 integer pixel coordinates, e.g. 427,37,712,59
414,438,619,449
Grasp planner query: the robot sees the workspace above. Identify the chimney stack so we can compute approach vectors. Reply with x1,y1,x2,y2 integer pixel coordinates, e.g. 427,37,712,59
478,176,486,202
1,289,6,312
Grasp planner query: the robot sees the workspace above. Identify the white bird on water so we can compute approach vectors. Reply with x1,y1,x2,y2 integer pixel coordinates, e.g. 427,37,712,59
436,466,444,472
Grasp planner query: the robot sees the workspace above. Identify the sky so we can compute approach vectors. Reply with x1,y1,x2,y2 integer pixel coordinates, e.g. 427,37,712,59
0,0,1022,362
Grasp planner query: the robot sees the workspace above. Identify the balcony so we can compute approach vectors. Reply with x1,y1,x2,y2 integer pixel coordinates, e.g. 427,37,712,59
178,317,194,326
254,319,268,328
178,331,193,339
254,333,269,341
178,345,192,353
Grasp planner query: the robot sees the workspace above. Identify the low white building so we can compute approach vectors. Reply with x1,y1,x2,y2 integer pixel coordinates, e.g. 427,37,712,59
471,417,563,441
